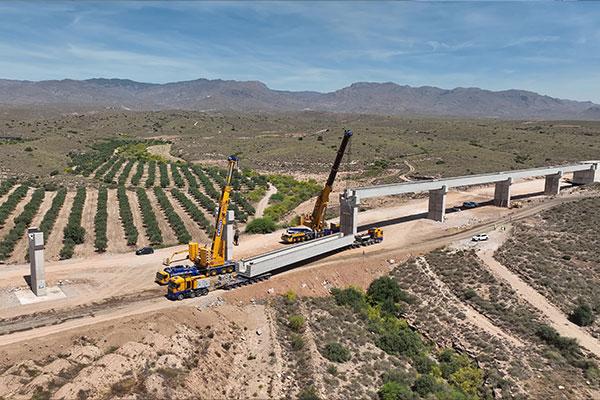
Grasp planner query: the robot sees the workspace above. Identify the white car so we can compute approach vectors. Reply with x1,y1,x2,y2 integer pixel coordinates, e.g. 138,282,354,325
472,234,489,242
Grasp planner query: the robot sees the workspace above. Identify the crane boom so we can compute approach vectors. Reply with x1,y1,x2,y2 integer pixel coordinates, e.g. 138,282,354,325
306,129,353,231
208,155,238,266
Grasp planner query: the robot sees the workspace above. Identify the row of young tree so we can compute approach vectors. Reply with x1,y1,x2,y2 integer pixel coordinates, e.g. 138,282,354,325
94,156,118,180
145,161,156,188
159,163,170,188
0,179,15,197
117,185,139,246
39,187,67,239
136,187,163,245
0,188,45,260
170,164,185,188
153,187,191,244
130,161,144,186
94,187,108,252
171,188,212,234
103,158,124,184
0,185,29,228
117,160,135,185
191,165,220,200
60,187,86,259
188,186,216,213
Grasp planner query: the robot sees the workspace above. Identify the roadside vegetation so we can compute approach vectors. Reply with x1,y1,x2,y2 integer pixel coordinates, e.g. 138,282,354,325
245,217,276,234
264,175,321,222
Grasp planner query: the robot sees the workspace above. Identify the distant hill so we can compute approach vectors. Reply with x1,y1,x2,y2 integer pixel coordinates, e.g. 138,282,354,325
0,78,598,120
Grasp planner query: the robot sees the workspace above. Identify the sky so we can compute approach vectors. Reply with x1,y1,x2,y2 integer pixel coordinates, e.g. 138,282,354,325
1,1,600,102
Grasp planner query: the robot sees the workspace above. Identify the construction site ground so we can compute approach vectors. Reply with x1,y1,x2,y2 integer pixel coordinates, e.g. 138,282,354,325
0,177,598,399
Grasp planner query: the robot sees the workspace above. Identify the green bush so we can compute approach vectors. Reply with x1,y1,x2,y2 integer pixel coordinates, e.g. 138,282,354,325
145,160,156,188
94,187,108,252
376,326,423,359
536,325,581,359
331,287,368,312
412,374,437,396
245,217,277,234
288,315,305,332
117,185,138,246
322,342,351,363
284,290,297,304
569,304,595,326
154,187,191,244
136,188,163,245
378,381,415,400
39,187,67,239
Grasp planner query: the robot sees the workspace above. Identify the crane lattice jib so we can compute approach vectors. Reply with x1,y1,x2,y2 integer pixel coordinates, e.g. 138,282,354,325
209,155,238,266
309,129,353,231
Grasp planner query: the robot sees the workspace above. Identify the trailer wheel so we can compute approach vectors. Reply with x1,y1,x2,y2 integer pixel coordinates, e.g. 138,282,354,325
177,294,184,301
189,291,196,298
201,288,209,296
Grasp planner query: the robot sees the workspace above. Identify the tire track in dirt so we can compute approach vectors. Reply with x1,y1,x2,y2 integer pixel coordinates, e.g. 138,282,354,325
8,190,56,264
127,189,149,247
106,189,130,254
478,246,600,357
147,190,178,246
414,256,525,348
75,188,98,258
46,191,75,260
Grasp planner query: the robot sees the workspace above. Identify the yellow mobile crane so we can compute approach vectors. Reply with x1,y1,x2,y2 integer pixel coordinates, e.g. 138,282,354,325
281,129,353,244
155,155,238,285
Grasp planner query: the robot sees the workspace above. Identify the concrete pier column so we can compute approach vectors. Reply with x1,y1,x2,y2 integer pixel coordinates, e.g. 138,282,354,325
493,178,512,208
224,210,234,262
544,172,562,196
27,227,46,296
572,168,597,185
339,192,358,236
428,185,448,222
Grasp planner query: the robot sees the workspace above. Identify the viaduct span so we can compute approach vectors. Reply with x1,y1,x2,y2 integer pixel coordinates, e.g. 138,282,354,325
339,161,600,235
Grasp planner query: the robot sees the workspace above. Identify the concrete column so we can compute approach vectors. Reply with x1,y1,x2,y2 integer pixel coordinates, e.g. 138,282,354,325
428,185,447,222
339,192,358,236
224,210,234,262
544,172,562,196
27,227,46,296
493,178,512,208
572,168,597,185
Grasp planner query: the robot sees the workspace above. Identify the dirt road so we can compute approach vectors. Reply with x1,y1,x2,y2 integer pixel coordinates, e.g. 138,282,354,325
254,183,277,218
477,231,600,357
0,178,588,345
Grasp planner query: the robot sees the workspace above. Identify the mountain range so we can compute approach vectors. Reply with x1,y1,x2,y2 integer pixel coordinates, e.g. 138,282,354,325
0,78,599,120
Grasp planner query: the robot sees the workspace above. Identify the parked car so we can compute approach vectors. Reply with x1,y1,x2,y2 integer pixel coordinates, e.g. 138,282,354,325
472,234,489,242
463,201,478,209
450,206,462,212
136,246,154,255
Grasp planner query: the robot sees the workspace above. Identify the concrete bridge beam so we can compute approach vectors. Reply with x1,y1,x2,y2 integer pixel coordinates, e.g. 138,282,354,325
494,178,512,208
428,185,448,222
544,172,563,196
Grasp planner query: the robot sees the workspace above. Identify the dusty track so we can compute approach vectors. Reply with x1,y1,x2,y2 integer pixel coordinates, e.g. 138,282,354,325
0,187,584,346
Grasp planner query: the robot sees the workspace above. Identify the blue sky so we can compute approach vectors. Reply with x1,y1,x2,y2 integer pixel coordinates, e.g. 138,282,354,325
1,1,600,102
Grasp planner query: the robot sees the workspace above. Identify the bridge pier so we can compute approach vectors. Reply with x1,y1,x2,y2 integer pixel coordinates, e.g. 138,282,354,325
572,167,598,185
339,193,358,236
427,185,447,222
494,178,512,207
544,172,562,195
